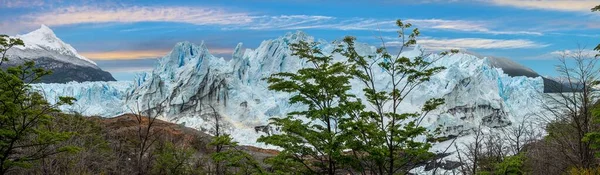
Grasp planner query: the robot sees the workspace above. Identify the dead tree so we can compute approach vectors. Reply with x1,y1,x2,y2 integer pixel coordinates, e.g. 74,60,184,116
455,125,485,175
500,115,539,155
128,100,166,175
539,47,600,170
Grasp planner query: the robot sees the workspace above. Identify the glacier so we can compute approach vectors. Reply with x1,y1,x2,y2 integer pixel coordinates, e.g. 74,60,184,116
31,81,132,117
31,31,547,171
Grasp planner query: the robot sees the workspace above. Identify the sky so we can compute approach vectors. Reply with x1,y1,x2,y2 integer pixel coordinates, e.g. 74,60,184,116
1,0,599,80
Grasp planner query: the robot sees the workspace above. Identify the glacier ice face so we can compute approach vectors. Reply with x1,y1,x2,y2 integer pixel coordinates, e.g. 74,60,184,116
32,31,545,150
31,81,132,116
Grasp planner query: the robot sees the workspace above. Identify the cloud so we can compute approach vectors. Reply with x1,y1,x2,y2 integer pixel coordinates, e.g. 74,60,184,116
488,0,598,12
237,15,337,30
525,49,598,60
104,66,155,73
0,0,46,8
390,38,549,50
81,47,234,60
81,50,169,60
406,19,543,35
4,5,541,36
208,48,235,55
550,49,598,57
227,17,541,35
22,6,253,27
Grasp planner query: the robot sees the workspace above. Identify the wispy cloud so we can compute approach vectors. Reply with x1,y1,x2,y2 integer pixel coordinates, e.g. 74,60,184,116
391,38,549,50
0,0,46,8
407,19,542,35
4,5,541,36
227,17,541,35
104,67,155,73
208,48,235,55
525,49,598,60
488,0,598,12
81,47,234,60
550,49,598,57
22,6,253,27
81,50,169,60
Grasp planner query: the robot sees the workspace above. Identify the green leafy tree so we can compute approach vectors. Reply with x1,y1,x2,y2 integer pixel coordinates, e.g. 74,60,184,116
259,40,359,174
584,3,600,163
491,153,527,175
0,35,77,174
210,134,264,175
334,19,449,174
207,104,264,175
152,142,196,175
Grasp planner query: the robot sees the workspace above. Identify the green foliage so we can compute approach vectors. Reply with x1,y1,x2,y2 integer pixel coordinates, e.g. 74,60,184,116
210,134,265,175
152,142,196,175
477,154,527,175
583,104,600,157
0,35,24,65
259,40,359,174
493,154,526,175
0,35,75,174
334,19,446,174
258,19,449,174
17,114,118,174
568,167,600,175
592,5,600,12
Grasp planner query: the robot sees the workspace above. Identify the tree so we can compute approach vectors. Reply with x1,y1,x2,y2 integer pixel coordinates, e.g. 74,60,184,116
539,48,599,170
334,19,449,174
259,40,359,174
210,134,264,175
0,35,77,174
207,104,264,175
500,116,539,155
126,101,166,175
152,142,196,175
455,126,485,175
20,113,118,174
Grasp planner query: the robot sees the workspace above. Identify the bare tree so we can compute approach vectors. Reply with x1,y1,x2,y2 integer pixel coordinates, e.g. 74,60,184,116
127,101,166,175
501,116,539,155
455,125,485,175
538,47,600,170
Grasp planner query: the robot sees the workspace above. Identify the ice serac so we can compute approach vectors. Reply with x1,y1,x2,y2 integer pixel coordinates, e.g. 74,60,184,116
126,41,230,119
33,31,545,153
4,25,116,83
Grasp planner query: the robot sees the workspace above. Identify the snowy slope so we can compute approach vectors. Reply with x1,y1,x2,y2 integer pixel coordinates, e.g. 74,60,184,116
12,25,97,68
33,31,546,159
4,25,116,83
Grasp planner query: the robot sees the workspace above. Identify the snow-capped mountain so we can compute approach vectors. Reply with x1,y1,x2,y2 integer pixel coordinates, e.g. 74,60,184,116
32,31,546,151
4,25,115,83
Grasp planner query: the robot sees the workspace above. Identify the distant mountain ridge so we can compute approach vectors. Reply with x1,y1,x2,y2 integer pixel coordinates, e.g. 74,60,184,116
3,25,115,83
466,52,572,93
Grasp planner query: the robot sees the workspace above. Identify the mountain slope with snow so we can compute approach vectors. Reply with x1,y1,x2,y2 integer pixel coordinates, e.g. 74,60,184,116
4,25,115,83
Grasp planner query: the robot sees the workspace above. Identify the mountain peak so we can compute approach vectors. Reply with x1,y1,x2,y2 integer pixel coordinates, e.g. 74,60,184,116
23,24,57,39
14,25,98,67
38,24,54,34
